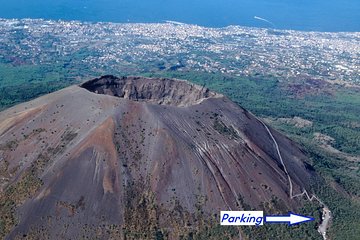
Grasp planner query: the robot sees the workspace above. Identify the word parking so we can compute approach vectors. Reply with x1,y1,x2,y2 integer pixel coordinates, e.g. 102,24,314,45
220,211,264,226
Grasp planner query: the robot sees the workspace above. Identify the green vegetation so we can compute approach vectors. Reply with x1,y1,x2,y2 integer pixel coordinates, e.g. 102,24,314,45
143,70,360,239
0,62,359,239
213,114,240,140
144,70,360,154
0,168,43,239
0,63,78,110
242,200,322,240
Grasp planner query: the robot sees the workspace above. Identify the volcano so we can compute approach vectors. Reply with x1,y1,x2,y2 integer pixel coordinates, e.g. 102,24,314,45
0,76,317,239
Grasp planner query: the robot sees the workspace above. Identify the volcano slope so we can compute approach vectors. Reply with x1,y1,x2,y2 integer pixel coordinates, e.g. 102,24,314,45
0,75,319,239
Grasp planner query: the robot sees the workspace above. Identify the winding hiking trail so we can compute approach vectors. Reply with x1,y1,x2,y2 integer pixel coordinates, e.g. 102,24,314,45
260,119,331,240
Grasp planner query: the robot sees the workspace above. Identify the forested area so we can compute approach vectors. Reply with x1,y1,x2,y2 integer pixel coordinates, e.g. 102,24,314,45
0,65,359,239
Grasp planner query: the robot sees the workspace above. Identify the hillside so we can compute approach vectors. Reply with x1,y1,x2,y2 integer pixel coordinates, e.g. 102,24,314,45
0,76,320,239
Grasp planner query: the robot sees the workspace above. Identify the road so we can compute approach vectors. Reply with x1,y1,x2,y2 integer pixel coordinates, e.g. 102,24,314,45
318,207,331,240
259,119,331,239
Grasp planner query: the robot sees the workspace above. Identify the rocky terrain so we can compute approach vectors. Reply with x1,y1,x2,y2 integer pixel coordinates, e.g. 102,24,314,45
0,76,319,239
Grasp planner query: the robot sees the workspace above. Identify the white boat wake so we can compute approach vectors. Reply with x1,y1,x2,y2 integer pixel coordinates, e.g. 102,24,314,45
254,16,275,28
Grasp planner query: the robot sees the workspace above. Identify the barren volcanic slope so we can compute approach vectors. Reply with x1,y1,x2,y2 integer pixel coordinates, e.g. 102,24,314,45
0,76,318,239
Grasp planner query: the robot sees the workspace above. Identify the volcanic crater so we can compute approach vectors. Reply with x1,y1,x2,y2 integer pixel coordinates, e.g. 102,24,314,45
80,75,220,107
0,75,319,239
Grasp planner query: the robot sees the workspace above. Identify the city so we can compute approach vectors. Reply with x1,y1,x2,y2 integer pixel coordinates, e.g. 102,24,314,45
0,18,359,85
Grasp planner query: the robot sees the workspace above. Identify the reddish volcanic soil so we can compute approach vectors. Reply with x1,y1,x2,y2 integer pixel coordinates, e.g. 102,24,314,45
0,76,318,239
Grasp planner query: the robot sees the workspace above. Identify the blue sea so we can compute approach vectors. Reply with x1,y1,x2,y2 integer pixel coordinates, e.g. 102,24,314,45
0,0,359,32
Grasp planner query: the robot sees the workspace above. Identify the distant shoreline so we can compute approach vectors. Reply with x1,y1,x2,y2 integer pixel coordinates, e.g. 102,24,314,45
0,0,359,33
1,17,359,34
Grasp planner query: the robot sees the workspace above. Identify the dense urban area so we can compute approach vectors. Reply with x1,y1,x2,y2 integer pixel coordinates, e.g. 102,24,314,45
0,18,359,85
0,17,359,240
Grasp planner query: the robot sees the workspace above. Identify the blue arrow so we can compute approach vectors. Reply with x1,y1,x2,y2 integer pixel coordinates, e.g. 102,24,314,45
265,212,314,226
